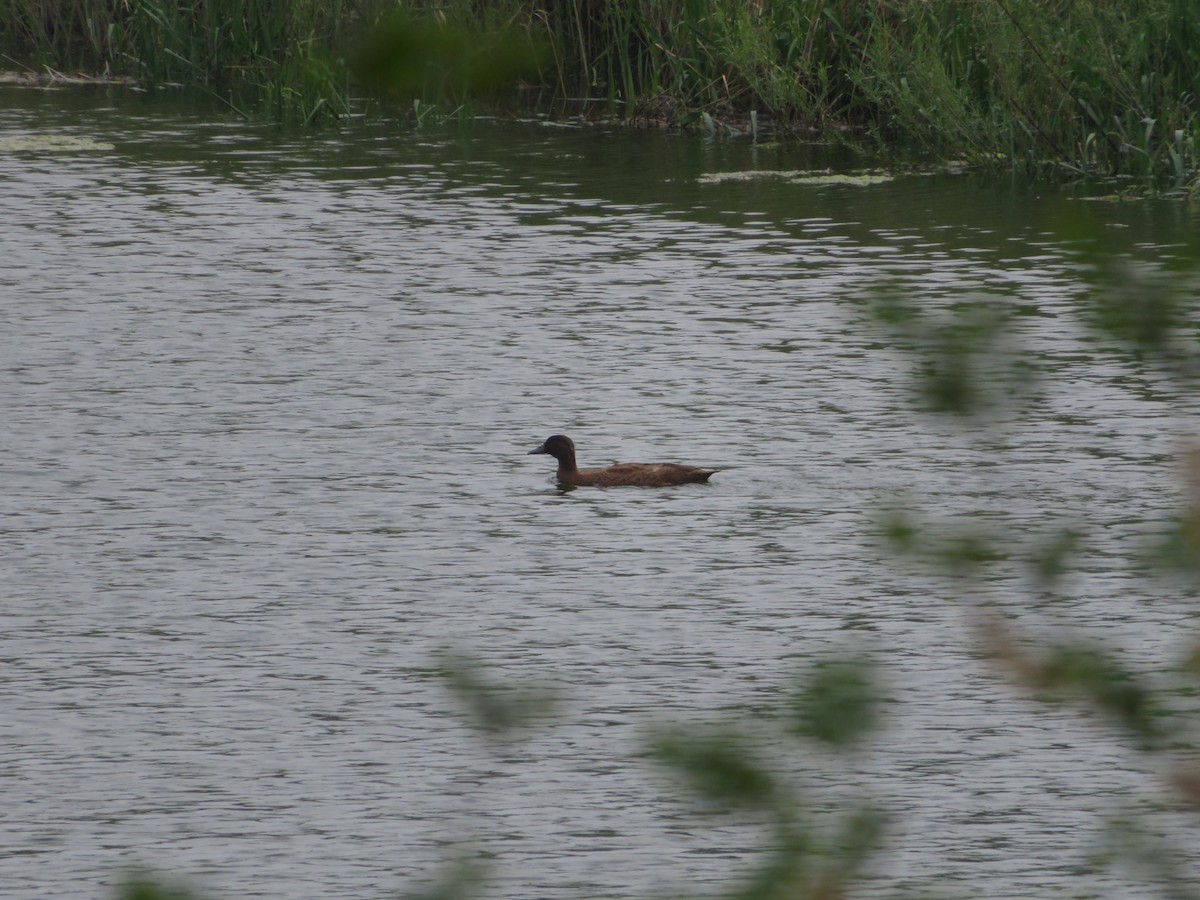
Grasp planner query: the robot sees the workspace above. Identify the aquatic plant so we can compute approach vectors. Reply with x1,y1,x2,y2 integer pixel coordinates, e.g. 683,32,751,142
2,0,1198,181
0,0,360,121
459,0,1198,182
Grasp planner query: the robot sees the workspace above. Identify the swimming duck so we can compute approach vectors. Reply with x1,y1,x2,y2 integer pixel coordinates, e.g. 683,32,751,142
528,435,718,487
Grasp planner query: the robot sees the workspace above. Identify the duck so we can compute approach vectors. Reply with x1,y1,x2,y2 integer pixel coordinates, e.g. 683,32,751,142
528,434,718,487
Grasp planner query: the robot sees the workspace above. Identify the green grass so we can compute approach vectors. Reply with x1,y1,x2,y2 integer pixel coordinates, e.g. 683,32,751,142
516,0,1199,182
1,0,1197,183
0,0,369,122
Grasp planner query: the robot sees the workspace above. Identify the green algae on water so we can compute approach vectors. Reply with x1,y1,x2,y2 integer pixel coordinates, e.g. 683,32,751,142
698,169,894,186
0,134,114,152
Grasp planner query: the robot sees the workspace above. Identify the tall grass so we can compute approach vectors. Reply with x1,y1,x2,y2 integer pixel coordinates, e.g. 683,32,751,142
842,0,1200,180
505,0,1199,180
0,0,369,121
1,0,1197,181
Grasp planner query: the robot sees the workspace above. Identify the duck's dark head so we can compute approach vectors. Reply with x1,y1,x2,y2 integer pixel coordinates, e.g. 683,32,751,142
529,434,576,464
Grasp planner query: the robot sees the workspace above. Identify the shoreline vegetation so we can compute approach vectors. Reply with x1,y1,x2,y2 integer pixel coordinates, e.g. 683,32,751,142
0,70,135,85
2,0,1197,184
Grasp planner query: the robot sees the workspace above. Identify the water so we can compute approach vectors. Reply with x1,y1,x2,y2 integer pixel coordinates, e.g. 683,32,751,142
4,86,1200,898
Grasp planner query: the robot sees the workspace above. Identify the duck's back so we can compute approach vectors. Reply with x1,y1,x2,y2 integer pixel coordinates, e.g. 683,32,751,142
567,462,717,487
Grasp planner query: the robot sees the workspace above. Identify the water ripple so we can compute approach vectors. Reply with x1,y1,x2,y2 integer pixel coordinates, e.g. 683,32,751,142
3,90,1199,898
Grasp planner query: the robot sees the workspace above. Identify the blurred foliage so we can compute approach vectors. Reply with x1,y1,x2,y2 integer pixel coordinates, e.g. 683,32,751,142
648,655,886,899
1085,260,1200,381
1036,645,1166,746
117,874,206,900
351,10,547,104
986,625,1170,749
399,859,487,900
1154,510,1200,576
651,726,783,813
873,294,1038,417
868,216,1200,893
1094,817,1200,899
1029,526,1083,589
787,658,878,748
436,649,559,739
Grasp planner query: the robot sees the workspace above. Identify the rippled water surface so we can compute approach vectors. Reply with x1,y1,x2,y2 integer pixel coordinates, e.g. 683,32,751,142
5,87,1200,898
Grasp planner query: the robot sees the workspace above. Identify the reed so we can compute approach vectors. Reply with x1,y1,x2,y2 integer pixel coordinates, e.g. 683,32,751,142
1,0,1197,181
0,0,366,121
509,0,1198,180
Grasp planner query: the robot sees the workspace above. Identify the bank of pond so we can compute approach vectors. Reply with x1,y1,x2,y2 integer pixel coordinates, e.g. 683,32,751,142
1,0,1197,190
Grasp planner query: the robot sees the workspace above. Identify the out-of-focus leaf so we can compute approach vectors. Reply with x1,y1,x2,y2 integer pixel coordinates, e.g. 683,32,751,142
876,506,920,556
402,860,487,900
1086,262,1184,357
789,659,879,748
938,531,1007,573
437,650,557,738
353,11,547,98
726,833,810,900
1147,514,1200,574
651,727,780,811
872,293,920,328
874,506,1007,577
1038,644,1166,746
1030,527,1083,587
871,296,1037,418
117,874,205,900
836,805,888,872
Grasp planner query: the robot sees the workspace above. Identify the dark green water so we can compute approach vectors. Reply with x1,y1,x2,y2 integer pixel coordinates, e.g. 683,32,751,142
4,85,1200,898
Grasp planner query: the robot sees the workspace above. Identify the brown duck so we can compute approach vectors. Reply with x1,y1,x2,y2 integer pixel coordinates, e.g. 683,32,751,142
528,435,718,487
